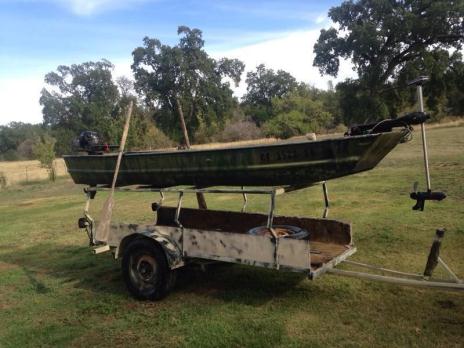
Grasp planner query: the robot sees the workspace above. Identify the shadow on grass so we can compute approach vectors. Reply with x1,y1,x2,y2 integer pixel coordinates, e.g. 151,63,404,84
0,242,315,306
21,266,51,294
175,263,309,305
0,243,126,297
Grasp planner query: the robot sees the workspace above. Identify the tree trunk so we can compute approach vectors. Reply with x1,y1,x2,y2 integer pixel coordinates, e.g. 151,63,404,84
175,97,191,148
175,96,207,209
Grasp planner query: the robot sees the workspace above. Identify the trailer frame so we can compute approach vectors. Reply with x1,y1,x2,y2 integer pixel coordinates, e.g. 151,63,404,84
78,184,463,300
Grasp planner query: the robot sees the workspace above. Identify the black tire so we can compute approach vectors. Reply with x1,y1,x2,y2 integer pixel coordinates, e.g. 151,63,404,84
122,239,174,300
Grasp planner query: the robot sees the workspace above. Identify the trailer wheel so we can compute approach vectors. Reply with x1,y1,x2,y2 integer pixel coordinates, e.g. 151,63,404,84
122,239,173,300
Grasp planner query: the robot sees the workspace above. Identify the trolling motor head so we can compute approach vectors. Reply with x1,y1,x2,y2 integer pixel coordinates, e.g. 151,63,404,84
407,76,446,211
347,111,429,136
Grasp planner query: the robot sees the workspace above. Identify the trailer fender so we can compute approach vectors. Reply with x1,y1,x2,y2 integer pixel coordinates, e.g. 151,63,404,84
117,233,184,270
149,233,184,269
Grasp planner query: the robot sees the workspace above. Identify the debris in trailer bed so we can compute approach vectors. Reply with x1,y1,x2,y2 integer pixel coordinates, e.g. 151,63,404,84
247,225,309,239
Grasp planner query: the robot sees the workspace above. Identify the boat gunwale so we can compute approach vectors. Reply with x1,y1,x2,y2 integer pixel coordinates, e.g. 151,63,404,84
63,131,407,159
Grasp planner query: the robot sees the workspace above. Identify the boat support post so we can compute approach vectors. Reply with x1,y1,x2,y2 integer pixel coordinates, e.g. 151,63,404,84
175,192,184,228
322,181,329,218
408,76,446,211
267,189,281,270
241,186,248,213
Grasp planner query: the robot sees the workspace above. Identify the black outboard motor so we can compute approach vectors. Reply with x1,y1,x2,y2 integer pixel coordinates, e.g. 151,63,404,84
79,131,100,150
72,131,117,154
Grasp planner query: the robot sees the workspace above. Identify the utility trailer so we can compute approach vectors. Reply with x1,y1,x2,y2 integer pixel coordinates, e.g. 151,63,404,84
79,185,463,300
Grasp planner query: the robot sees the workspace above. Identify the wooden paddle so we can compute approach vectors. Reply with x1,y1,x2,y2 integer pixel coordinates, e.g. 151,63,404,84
95,101,133,243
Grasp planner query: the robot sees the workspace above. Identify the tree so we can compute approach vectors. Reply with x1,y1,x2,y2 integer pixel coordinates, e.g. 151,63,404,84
131,26,245,146
40,60,120,154
116,76,135,98
242,64,298,125
396,49,464,118
263,90,333,138
0,122,44,161
34,135,56,181
313,0,464,121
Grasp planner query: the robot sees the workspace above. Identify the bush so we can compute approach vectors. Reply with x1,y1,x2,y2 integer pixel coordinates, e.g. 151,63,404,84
17,138,38,160
263,94,333,138
124,113,174,150
263,110,313,139
214,117,262,142
33,135,56,182
143,124,174,149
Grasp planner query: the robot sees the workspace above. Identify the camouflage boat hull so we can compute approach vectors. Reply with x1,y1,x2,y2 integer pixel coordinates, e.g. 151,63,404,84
63,131,407,188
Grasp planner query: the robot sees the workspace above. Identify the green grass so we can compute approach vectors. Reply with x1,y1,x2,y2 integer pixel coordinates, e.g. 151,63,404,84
0,126,463,348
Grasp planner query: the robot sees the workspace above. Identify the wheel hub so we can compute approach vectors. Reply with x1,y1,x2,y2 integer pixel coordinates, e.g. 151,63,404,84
135,255,157,282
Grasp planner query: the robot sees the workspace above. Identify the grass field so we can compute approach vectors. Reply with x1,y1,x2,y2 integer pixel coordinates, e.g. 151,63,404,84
0,126,463,347
0,159,68,186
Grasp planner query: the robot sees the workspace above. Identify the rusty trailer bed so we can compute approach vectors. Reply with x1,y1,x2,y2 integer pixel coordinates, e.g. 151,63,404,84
150,207,356,276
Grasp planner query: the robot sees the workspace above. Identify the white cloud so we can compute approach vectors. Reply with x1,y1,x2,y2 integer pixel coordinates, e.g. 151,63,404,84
211,29,356,98
45,0,152,15
0,77,44,125
113,59,134,80
0,29,357,125
315,13,329,25
0,59,136,126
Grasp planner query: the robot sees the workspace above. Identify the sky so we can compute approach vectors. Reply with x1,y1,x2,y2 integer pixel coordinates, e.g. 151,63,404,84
0,0,356,125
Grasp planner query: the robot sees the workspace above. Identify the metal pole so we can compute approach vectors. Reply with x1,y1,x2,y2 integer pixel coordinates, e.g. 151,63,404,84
327,268,464,291
322,181,329,218
438,257,462,283
417,85,431,191
175,192,184,228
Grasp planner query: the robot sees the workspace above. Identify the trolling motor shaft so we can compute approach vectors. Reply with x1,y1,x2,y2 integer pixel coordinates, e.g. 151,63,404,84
408,76,446,211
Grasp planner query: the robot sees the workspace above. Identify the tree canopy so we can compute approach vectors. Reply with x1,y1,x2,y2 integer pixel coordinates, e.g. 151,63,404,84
132,26,245,145
39,60,173,155
314,0,464,88
40,60,121,154
313,0,464,122
242,64,298,125
263,87,333,138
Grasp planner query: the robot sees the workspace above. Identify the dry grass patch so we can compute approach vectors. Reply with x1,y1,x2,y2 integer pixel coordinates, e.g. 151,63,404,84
0,159,68,186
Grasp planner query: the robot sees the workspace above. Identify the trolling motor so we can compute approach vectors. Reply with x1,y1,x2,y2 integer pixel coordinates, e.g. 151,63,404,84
72,131,118,155
347,111,429,136
408,76,446,211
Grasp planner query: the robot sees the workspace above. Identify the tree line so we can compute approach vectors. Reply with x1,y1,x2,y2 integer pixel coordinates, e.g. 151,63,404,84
1,0,463,161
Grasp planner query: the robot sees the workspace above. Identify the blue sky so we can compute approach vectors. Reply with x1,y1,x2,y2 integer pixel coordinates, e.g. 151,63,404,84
0,0,355,124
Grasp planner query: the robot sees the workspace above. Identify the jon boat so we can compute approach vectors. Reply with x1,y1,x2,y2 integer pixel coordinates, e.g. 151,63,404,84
64,127,410,188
